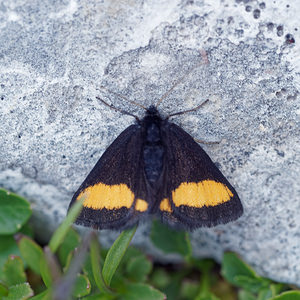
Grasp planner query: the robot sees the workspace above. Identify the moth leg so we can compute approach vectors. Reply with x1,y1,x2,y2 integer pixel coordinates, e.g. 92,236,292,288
194,138,221,144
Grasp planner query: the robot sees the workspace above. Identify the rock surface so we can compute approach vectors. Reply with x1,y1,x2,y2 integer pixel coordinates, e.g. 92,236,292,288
0,0,299,286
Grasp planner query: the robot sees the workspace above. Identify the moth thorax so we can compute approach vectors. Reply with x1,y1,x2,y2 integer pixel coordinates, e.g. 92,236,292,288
146,123,161,143
143,122,164,184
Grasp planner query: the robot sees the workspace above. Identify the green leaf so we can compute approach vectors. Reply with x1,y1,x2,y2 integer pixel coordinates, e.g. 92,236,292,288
180,281,199,299
271,291,300,300
72,274,91,297
51,231,91,300
57,227,80,267
270,283,286,296
41,246,62,290
120,247,142,270
150,220,191,256
82,253,97,292
120,282,166,300
258,288,273,300
29,290,52,300
0,281,9,296
234,275,270,293
161,274,182,300
39,254,52,288
2,255,26,286
90,234,112,294
193,258,215,273
16,235,44,275
0,189,32,235
114,247,145,279
19,223,34,238
102,226,137,286
126,255,152,282
150,268,171,289
0,235,20,273
195,292,220,300
82,294,114,300
3,282,33,300
62,251,73,272
221,252,258,287
49,195,85,253
238,290,257,300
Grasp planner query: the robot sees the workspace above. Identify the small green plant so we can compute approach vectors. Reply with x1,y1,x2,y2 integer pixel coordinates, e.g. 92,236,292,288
221,253,299,300
0,188,299,299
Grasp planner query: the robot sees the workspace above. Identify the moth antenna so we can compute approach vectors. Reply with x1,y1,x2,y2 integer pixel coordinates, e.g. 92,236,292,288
155,61,206,109
166,99,209,119
98,86,147,111
96,96,140,121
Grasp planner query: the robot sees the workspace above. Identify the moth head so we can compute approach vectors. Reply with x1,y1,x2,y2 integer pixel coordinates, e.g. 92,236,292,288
146,105,159,116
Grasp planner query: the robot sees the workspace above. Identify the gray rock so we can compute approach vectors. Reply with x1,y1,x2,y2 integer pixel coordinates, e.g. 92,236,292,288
0,0,299,286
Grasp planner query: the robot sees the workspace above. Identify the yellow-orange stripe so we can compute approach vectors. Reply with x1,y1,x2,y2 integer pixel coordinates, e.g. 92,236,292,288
77,183,137,210
172,180,233,208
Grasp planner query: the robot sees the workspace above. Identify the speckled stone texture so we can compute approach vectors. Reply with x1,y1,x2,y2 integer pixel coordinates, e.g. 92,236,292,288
0,0,299,286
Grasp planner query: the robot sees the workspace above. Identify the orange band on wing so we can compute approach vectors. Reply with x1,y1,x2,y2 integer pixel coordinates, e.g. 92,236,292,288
77,183,137,210
172,180,233,208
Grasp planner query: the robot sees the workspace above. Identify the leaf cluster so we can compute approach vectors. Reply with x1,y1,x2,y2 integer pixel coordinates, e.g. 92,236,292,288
0,188,299,300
